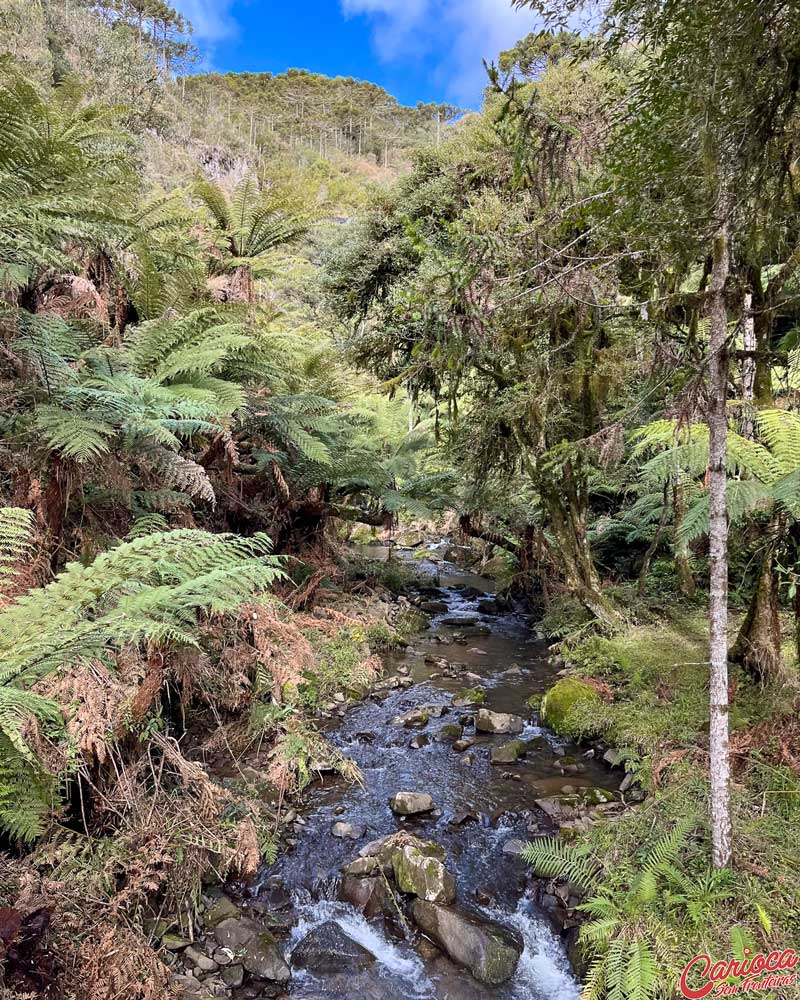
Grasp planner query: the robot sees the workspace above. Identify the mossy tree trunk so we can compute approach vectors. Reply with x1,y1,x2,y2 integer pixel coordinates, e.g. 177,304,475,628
539,463,621,628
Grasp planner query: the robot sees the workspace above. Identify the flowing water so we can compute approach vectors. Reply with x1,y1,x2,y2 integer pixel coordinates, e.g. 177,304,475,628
252,548,615,999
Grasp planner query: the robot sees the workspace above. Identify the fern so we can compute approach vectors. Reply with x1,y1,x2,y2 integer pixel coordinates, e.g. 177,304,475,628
0,507,35,596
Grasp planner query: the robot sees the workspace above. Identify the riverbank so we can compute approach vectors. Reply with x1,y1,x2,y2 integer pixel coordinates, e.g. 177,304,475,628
528,603,800,984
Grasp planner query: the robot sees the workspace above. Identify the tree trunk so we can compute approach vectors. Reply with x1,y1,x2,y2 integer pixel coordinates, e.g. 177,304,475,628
672,481,696,598
741,290,756,439
730,539,785,684
638,482,669,598
540,464,621,628
707,219,732,869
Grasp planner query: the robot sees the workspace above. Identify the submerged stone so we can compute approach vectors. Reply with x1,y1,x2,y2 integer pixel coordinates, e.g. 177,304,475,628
291,921,375,973
490,739,527,764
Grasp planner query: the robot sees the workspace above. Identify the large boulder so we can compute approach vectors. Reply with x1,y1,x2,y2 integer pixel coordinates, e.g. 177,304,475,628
410,900,523,985
390,791,435,816
291,921,375,973
540,678,602,735
213,916,290,982
391,838,456,904
475,708,524,734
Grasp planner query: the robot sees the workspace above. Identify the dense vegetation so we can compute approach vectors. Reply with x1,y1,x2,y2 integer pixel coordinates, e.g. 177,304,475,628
0,1,798,999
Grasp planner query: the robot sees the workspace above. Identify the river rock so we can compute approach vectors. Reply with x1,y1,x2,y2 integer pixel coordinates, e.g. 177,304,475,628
490,739,527,764
475,708,524,734
452,686,486,707
213,917,290,983
339,872,388,919
420,600,448,613
390,791,434,815
410,901,523,985
501,839,527,856
391,838,456,904
291,921,375,973
453,737,476,752
392,705,444,728
410,733,430,749
435,723,464,742
477,598,500,615
541,678,602,735
205,894,241,929
331,820,366,840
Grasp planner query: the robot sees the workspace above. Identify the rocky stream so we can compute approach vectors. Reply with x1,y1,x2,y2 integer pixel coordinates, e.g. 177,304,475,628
173,542,628,999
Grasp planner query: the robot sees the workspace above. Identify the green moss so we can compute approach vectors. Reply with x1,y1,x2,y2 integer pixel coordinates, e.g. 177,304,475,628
452,686,486,706
541,677,603,735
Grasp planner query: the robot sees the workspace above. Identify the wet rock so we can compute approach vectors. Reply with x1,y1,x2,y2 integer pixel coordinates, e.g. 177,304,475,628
526,736,550,752
391,838,456,904
490,739,527,764
410,733,430,749
213,917,290,983
460,753,475,766
441,615,479,626
221,964,244,988
452,686,486,707
339,873,388,919
458,586,484,599
391,705,444,728
416,937,442,961
452,737,476,753
603,748,624,767
420,600,449,613
390,791,435,815
410,900,523,985
292,921,375,974
477,599,500,615
501,839,527,856
619,771,634,793
435,723,464,742
331,820,366,840
475,708,524,734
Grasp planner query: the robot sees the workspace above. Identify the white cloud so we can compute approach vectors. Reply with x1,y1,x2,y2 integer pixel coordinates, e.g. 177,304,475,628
175,0,239,44
341,0,536,105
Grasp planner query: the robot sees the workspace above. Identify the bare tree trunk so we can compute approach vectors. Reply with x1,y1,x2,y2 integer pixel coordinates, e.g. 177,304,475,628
638,482,670,598
707,218,732,868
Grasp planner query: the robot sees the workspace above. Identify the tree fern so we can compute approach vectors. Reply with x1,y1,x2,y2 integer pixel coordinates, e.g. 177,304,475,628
0,507,35,596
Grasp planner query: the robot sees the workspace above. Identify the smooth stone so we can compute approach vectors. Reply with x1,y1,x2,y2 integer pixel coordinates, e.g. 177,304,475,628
212,917,290,983
410,900,523,985
475,708,525,734
331,820,366,840
390,791,435,815
490,739,527,764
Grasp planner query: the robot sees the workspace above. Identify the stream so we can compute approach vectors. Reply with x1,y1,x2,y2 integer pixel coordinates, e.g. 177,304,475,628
251,546,616,999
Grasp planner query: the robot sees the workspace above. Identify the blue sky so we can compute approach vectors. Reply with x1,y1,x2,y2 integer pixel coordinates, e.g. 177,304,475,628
174,0,539,108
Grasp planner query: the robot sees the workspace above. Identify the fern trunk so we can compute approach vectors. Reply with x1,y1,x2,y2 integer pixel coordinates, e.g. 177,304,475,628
731,539,786,685
672,481,696,598
707,217,732,869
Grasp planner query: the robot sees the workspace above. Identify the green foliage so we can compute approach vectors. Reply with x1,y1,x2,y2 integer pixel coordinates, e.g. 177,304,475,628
0,507,35,595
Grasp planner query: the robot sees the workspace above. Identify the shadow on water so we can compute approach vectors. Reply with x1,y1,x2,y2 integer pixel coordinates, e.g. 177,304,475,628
253,549,613,999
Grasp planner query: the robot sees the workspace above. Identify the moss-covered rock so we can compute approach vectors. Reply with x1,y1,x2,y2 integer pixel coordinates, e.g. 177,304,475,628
391,839,456,904
452,686,486,707
541,677,602,735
